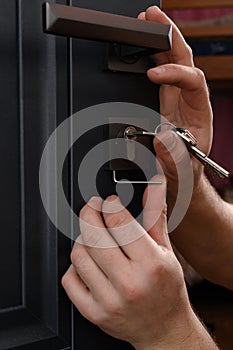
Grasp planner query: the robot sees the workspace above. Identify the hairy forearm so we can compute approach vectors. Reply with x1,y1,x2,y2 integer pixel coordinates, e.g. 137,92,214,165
135,308,218,350
171,175,233,289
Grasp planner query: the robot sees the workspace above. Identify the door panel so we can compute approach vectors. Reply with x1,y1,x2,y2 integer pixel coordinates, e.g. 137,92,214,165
70,1,161,349
0,0,70,349
0,0,21,310
0,0,161,349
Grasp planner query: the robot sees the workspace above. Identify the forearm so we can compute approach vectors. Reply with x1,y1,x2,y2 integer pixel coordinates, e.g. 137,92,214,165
171,174,233,289
135,307,218,350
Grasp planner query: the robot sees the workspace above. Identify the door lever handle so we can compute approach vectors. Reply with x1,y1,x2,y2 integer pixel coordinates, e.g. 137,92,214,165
43,2,172,54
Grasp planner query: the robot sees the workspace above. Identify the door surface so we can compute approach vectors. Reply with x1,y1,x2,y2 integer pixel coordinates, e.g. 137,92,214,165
0,1,161,349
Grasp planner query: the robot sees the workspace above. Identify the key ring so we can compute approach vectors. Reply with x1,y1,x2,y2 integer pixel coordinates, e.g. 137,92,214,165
154,121,176,135
124,121,229,179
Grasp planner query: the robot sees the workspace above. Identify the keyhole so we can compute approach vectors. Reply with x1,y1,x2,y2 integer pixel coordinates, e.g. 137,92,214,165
124,126,137,161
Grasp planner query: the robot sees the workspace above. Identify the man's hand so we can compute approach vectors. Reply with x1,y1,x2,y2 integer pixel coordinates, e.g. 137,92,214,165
138,6,213,190
137,7,233,290
62,180,218,349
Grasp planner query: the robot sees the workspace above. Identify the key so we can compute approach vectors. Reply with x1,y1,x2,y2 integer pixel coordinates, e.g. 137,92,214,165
175,128,229,179
125,127,230,179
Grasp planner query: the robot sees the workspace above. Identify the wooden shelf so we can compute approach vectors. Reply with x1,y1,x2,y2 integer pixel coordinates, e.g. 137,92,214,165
161,0,233,87
194,55,233,81
181,25,233,39
162,0,233,10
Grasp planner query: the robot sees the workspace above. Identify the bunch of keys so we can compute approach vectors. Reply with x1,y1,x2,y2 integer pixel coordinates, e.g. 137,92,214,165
125,126,229,179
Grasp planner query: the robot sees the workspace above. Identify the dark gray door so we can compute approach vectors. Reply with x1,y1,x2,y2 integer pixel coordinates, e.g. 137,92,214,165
0,0,161,349
0,0,71,349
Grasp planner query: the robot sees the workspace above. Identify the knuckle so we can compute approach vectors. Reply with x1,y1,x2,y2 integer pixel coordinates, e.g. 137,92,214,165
90,314,103,327
84,306,103,326
119,279,142,303
194,67,206,82
91,302,123,328
193,68,210,97
70,245,86,268
100,250,115,265
103,299,123,317
125,285,141,302
185,43,193,58
83,229,101,247
61,272,69,289
149,259,166,278
104,211,126,229
92,312,110,329
79,204,89,220
160,204,167,221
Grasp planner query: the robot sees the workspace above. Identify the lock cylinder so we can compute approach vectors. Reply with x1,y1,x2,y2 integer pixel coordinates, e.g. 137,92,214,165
124,126,138,141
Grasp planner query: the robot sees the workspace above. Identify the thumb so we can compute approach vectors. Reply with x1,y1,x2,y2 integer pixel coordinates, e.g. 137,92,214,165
154,130,191,182
142,175,171,249
154,130,194,233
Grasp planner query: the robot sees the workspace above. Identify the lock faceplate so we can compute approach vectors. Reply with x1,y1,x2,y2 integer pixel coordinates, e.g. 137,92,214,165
108,118,154,171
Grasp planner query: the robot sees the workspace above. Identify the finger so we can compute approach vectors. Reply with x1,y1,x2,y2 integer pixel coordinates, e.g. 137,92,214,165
71,243,112,299
137,11,145,20
78,196,118,248
62,264,89,295
102,196,159,260
62,265,95,317
148,64,206,93
148,64,213,153
142,175,171,248
79,197,129,279
153,130,195,232
62,265,112,326
154,130,192,181
147,64,212,122
144,6,193,67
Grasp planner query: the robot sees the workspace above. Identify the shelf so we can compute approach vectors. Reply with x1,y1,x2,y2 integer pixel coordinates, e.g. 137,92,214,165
161,0,233,87
194,55,233,81
181,25,233,39
162,0,233,10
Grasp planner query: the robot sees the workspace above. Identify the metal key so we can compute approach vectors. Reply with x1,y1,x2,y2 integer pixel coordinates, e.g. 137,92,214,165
175,128,229,179
126,127,230,179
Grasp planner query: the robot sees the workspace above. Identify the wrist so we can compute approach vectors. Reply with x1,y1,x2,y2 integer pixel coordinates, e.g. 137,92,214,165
135,307,218,350
188,173,219,214
187,172,206,210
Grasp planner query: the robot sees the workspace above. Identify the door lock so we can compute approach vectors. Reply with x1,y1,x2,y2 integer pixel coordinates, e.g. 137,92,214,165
108,121,161,185
124,126,137,161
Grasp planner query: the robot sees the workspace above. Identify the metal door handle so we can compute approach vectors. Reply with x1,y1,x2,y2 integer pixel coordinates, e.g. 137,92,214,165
43,2,172,53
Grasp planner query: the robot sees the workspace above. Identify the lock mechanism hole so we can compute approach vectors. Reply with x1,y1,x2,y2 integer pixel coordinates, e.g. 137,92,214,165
124,126,137,141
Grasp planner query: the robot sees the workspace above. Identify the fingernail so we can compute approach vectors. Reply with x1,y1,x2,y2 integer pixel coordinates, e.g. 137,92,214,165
147,5,161,11
149,174,166,185
88,196,102,210
89,196,99,202
105,195,119,202
152,5,161,11
102,196,123,215
149,66,166,76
